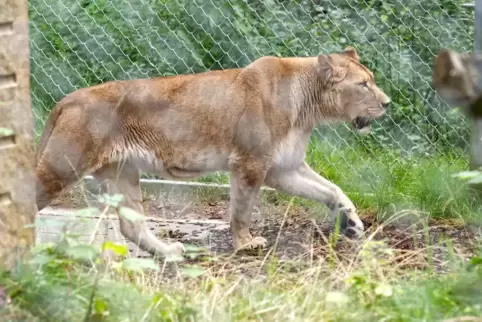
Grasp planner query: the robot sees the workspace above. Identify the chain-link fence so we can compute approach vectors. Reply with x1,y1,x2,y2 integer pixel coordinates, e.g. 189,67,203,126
28,0,475,192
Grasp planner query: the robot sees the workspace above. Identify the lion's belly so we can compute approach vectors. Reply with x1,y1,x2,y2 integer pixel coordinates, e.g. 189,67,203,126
123,146,230,180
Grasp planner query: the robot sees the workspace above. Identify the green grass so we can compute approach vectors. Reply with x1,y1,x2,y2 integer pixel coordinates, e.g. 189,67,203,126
305,138,480,223
1,220,481,322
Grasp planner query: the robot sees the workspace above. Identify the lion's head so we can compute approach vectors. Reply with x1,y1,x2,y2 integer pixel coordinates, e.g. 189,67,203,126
432,48,482,113
317,46,391,134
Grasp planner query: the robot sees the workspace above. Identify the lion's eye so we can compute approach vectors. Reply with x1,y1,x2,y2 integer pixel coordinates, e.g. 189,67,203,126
360,81,368,87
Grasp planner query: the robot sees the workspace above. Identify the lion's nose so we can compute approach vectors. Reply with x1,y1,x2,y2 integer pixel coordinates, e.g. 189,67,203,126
381,100,390,109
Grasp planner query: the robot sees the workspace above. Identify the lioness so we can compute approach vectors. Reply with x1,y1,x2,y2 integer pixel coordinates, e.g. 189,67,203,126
35,46,390,258
432,48,482,115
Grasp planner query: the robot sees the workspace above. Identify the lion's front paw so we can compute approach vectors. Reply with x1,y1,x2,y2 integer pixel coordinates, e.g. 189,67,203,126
340,209,364,239
332,204,364,240
342,219,364,239
234,235,268,252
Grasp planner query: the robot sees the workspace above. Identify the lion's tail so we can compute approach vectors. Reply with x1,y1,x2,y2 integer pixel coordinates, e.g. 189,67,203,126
35,101,64,164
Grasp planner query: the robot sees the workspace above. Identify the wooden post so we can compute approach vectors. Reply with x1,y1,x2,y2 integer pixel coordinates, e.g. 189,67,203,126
0,0,36,270
470,0,482,175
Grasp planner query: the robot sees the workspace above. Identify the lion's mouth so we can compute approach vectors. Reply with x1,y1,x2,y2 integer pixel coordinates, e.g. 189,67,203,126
353,116,372,129
352,116,373,135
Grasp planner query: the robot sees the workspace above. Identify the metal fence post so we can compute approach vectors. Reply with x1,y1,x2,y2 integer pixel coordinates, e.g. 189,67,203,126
0,0,36,270
469,0,482,174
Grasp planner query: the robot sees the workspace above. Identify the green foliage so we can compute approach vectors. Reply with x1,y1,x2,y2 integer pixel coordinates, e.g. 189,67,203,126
1,217,482,321
28,0,474,150
0,241,199,321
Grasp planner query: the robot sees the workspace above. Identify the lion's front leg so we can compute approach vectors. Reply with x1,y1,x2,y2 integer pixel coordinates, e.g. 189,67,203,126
229,160,268,251
265,161,364,239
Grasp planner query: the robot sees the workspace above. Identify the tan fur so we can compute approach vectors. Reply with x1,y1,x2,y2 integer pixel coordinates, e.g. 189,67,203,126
432,48,482,113
35,46,391,258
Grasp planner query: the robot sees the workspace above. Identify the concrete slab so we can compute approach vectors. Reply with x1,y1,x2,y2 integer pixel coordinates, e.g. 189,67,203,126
36,207,231,257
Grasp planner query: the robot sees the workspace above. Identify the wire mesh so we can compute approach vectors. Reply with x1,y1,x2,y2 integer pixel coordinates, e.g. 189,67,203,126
28,0,475,193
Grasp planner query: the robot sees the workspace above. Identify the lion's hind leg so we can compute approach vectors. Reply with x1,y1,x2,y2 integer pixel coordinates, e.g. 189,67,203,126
35,128,95,212
93,161,185,258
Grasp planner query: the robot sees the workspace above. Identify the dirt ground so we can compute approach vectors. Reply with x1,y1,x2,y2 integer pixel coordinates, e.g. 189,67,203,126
47,186,482,275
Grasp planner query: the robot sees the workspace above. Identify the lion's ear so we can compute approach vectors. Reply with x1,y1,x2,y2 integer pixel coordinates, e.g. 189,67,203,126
317,54,347,83
434,48,465,79
343,46,360,61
